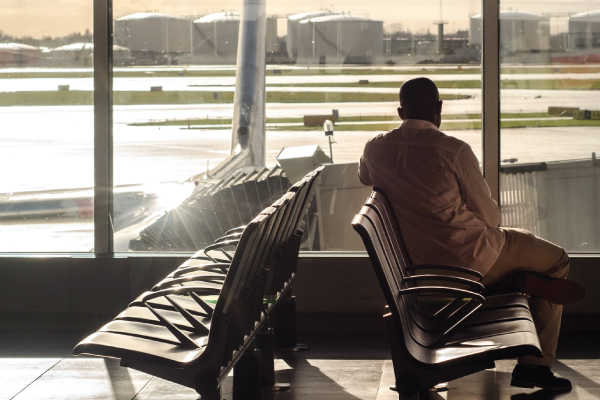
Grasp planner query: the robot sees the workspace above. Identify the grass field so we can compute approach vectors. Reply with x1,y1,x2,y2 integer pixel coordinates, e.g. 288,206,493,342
269,117,600,132
268,79,600,90
0,90,470,107
1,64,600,80
129,111,600,132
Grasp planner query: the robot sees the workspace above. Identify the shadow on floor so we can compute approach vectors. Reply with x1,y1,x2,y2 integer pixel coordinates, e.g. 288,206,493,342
275,355,369,400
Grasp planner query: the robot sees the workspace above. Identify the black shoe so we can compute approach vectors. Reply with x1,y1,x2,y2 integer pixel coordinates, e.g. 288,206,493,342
511,364,572,391
512,272,586,305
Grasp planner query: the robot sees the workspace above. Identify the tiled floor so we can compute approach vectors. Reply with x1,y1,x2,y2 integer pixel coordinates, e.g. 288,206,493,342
1,331,599,400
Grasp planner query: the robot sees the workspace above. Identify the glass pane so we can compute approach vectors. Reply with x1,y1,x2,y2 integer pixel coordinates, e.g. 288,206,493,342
499,5,600,252
113,1,482,252
0,3,93,252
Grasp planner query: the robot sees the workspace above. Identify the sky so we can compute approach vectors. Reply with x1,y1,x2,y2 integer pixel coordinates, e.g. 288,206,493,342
0,0,599,38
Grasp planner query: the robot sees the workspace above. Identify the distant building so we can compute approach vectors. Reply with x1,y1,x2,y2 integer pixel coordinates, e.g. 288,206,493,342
49,43,131,67
192,12,240,62
286,11,337,59
115,12,191,64
569,10,600,50
0,43,42,67
470,11,550,54
190,12,278,64
384,37,413,56
295,13,383,65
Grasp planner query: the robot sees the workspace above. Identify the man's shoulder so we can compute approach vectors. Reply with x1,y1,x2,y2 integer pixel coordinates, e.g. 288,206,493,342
429,130,469,154
364,127,469,154
365,128,400,145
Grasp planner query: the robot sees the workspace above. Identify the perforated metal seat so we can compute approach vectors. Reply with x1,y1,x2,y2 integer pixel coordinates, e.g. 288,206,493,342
352,190,542,397
73,167,325,399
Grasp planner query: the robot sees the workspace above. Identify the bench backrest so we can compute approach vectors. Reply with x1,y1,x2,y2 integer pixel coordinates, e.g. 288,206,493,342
207,200,287,372
205,167,323,376
353,189,476,350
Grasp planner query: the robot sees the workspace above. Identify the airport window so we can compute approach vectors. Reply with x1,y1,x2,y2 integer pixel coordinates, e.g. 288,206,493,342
111,0,483,252
0,2,94,252
498,4,600,253
1,0,598,255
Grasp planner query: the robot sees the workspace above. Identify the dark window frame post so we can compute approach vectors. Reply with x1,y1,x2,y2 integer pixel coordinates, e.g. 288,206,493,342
93,0,114,255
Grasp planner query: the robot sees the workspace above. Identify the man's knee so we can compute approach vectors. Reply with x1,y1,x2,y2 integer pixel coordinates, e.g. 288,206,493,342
548,250,569,279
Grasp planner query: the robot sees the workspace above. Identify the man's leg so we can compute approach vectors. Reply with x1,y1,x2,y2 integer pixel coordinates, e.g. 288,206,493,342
482,228,569,367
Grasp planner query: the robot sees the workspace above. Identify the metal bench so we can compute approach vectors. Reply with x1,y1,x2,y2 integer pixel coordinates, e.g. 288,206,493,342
352,189,542,398
73,167,323,399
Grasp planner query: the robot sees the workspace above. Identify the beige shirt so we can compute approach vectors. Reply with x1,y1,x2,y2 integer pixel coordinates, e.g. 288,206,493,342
358,119,505,275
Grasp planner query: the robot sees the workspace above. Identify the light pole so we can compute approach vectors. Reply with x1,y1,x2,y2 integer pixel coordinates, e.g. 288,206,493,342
323,119,335,162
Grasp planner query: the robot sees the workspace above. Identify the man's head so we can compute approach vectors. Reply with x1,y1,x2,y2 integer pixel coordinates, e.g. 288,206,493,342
397,77,443,128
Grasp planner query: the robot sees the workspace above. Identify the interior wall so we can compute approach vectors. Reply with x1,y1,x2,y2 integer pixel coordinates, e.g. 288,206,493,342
0,254,598,332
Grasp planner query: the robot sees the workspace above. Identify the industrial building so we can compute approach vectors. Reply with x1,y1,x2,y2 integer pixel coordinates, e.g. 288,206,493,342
190,12,278,64
568,10,600,50
114,12,191,64
295,13,383,64
286,11,337,59
470,11,550,54
0,43,42,67
191,12,241,63
49,43,132,67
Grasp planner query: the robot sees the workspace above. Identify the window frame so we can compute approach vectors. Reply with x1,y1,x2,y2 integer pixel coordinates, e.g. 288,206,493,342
94,0,114,255
89,0,502,256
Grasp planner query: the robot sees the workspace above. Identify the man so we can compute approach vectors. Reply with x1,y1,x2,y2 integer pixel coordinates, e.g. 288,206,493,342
358,77,585,391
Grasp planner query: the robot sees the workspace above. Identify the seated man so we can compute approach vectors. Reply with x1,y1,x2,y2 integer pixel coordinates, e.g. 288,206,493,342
358,77,585,391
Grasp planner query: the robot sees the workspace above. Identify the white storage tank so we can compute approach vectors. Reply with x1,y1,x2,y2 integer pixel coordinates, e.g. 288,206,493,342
49,43,131,67
115,13,191,55
296,13,384,64
287,11,337,59
0,43,42,67
569,10,600,50
191,12,278,64
193,12,241,62
470,11,550,53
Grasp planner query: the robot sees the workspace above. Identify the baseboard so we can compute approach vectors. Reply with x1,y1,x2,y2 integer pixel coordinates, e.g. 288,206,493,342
0,312,598,334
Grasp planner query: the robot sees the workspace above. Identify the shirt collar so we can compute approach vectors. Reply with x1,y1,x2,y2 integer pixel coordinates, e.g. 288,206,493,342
400,119,439,131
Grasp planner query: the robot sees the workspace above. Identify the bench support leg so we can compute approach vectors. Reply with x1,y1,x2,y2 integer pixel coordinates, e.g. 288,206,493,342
257,328,291,392
384,312,495,397
233,348,262,400
200,388,222,400
273,294,309,351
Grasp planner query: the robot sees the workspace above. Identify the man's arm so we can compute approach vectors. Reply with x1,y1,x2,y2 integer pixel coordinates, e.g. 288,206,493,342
455,145,500,227
358,155,373,186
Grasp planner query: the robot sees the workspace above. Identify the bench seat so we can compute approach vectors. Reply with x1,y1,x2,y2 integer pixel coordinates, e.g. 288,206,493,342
132,294,216,317
76,331,207,367
114,305,211,332
353,189,542,397
74,167,324,398
100,320,209,346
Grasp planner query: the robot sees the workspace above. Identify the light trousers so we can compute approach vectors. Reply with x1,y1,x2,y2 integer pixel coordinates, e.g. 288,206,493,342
481,228,570,367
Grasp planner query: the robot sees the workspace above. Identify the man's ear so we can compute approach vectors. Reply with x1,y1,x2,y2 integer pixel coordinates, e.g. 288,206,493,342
397,107,404,120
437,100,443,114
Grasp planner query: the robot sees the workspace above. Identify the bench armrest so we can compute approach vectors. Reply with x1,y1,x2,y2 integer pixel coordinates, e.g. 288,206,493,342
214,233,242,244
397,286,485,347
154,275,225,290
398,286,485,303
406,264,483,281
225,225,246,235
202,241,238,262
140,286,222,302
404,275,484,293
172,263,230,278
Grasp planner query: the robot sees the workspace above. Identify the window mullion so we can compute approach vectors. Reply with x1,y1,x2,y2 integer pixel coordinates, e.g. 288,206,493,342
482,0,500,203
93,0,114,255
